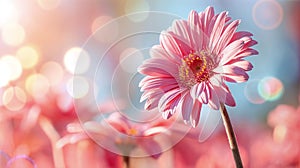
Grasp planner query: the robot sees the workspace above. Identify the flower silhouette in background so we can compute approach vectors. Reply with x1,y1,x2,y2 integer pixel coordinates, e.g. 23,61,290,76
59,112,172,159
138,6,258,127
58,111,185,167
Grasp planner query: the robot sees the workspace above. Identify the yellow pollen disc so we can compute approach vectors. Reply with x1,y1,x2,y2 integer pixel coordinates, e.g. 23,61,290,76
178,51,215,88
127,128,138,136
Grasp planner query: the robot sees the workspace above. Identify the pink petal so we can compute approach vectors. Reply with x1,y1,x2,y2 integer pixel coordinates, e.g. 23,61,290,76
199,83,210,104
207,13,218,36
225,16,232,22
107,113,131,133
190,82,205,100
209,11,227,51
190,99,202,127
209,75,223,88
220,39,245,65
171,20,193,49
221,65,251,75
138,58,177,77
158,88,182,113
203,6,215,33
210,83,227,103
207,87,220,110
234,48,259,60
160,31,192,58
191,28,206,51
180,93,193,122
143,126,168,136
140,89,162,103
215,20,240,54
188,10,205,50
188,10,200,27
140,77,177,92
138,139,162,159
150,45,180,64
144,92,163,110
224,72,249,83
244,39,258,48
162,109,174,119
225,59,253,71
83,121,117,138
225,91,236,107
231,31,253,42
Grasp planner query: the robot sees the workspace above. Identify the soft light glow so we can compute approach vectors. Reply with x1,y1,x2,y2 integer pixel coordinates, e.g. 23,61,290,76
244,79,265,104
91,16,113,34
16,46,39,69
252,0,283,30
1,22,25,46
25,74,50,100
273,124,287,143
2,86,27,111
37,0,61,10
56,93,73,112
66,76,89,99
40,61,64,86
258,76,284,101
124,0,150,22
0,1,18,27
63,47,90,74
119,48,144,73
0,60,11,87
0,55,22,81
91,16,119,43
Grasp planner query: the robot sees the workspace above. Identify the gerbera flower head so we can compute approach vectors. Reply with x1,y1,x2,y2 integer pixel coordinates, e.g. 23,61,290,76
138,6,258,127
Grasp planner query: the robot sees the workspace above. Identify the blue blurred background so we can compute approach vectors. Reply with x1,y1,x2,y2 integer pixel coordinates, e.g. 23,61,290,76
0,0,299,133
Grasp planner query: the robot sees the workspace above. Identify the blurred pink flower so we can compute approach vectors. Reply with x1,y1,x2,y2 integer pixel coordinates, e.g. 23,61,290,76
58,112,176,159
250,103,300,168
138,6,258,127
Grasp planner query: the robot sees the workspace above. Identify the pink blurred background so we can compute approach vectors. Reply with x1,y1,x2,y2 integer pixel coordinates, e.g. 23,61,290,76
0,0,299,167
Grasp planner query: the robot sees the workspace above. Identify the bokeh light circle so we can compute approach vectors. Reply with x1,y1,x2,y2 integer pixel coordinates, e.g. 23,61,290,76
258,76,284,101
40,61,64,87
244,79,265,104
16,46,39,69
0,1,18,27
2,86,27,111
124,0,150,22
37,0,61,10
91,16,119,44
66,76,89,99
119,48,145,74
1,22,25,46
0,61,10,87
252,0,283,30
273,124,287,143
0,55,22,82
25,74,50,101
64,47,90,74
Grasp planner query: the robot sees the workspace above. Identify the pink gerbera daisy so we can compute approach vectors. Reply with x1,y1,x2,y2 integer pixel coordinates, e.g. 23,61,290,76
138,6,258,127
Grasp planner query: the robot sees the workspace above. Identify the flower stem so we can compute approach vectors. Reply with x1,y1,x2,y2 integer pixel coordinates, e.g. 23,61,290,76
220,103,243,168
123,155,130,168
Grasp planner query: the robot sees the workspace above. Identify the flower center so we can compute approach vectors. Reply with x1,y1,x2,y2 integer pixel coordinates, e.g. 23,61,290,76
127,128,138,136
178,51,215,88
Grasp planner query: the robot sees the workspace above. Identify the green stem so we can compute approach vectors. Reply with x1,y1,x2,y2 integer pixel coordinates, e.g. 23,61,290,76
220,103,243,168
